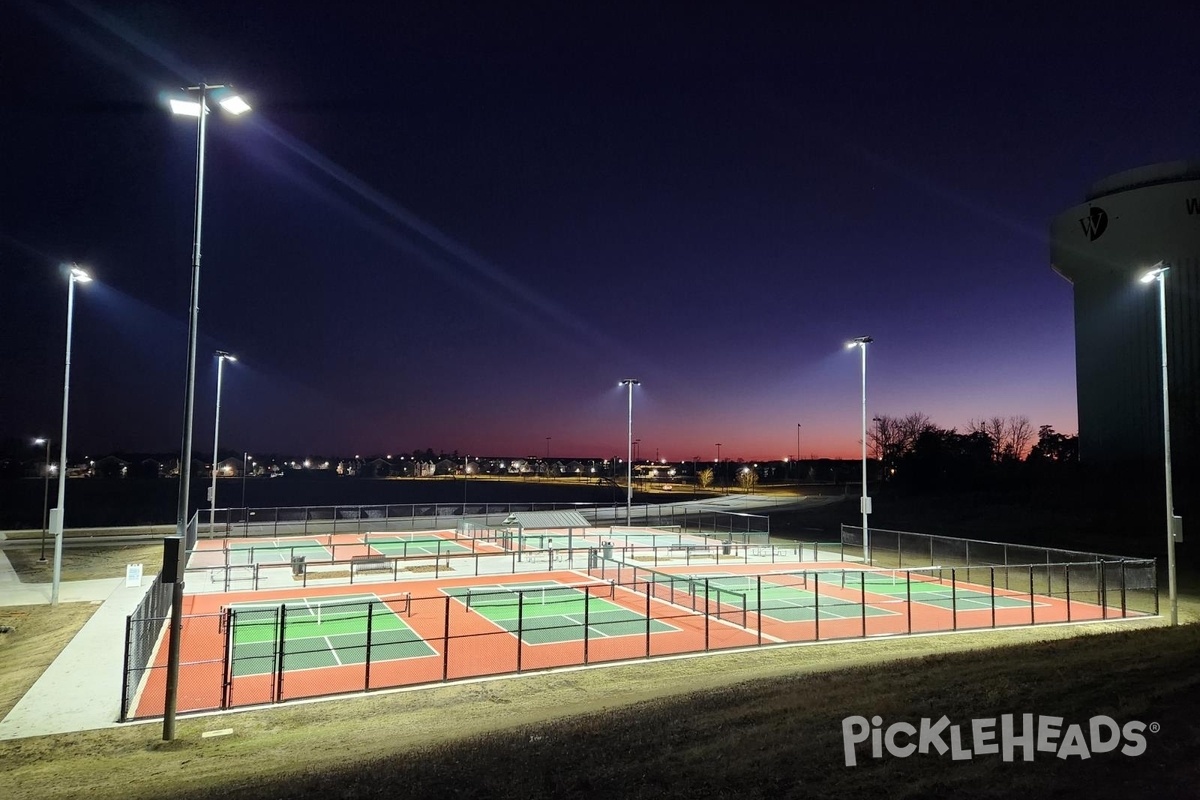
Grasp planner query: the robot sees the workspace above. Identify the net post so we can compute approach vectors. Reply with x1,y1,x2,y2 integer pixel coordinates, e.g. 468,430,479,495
364,601,374,692
516,591,524,673
442,596,450,681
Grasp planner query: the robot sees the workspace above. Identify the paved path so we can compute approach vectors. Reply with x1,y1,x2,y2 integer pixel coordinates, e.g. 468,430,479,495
0,549,152,740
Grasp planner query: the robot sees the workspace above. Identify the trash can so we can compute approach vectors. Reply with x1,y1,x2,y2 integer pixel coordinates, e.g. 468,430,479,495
721,540,732,556
602,541,614,561
291,555,306,576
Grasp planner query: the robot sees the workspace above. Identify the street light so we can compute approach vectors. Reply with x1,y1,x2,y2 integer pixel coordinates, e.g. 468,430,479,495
796,423,802,483
33,437,51,562
50,265,91,605
620,379,640,524
1139,263,1181,626
715,443,722,489
241,452,250,509
166,82,250,743
847,336,874,564
209,351,237,534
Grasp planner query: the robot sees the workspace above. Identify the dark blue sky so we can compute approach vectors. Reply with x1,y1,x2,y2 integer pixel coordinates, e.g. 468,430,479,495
2,1,1197,462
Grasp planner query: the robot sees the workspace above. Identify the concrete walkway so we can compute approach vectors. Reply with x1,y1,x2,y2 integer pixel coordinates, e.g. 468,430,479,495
0,549,151,740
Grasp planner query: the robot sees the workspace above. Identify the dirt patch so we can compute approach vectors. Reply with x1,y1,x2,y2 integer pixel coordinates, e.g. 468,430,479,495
0,603,98,719
4,544,164,582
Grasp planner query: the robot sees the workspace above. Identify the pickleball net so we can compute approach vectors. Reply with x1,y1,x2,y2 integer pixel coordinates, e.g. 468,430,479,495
464,582,615,611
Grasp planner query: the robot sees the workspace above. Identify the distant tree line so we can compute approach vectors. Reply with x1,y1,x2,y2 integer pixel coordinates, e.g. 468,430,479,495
870,413,1078,493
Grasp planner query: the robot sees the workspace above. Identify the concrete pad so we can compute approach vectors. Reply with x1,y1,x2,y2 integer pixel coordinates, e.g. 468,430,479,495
0,579,151,740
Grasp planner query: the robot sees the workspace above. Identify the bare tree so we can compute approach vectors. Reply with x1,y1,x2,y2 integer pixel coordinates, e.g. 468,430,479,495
697,468,714,489
968,415,1034,461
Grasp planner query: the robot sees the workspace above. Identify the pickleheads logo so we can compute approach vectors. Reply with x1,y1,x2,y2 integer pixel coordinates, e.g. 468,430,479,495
842,714,1156,766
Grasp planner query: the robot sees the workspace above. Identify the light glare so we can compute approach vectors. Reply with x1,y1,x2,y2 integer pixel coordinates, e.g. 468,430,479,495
170,98,202,117
219,95,251,115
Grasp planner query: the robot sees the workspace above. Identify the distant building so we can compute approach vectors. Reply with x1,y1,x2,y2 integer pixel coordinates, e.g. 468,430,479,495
1050,161,1198,511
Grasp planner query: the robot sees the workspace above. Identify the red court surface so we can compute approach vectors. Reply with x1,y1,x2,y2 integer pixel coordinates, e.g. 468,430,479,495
125,557,1150,721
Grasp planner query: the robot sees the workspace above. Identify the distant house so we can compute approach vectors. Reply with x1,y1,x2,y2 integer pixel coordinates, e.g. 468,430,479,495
361,458,394,478
94,455,130,479
433,459,456,476
138,458,163,479
216,457,242,477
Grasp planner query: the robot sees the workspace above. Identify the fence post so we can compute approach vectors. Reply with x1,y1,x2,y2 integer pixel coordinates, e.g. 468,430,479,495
1120,561,1127,618
221,607,234,709
645,583,652,658
756,576,762,646
703,580,710,651
584,589,590,664
274,605,286,703
365,602,374,691
1028,565,1035,624
118,616,133,722
1100,562,1108,620
951,569,957,631
442,596,451,681
516,592,524,673
813,571,820,641
906,577,912,634
1065,565,1072,622
990,568,996,628
860,574,866,637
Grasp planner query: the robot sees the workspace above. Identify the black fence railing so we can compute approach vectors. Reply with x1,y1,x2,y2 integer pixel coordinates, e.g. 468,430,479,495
118,570,172,722
123,547,1157,721
201,502,770,543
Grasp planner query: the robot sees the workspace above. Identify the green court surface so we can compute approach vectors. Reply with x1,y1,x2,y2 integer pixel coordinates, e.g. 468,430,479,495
226,594,434,677
444,582,677,644
367,537,472,557
226,540,332,564
817,570,1035,611
685,574,894,623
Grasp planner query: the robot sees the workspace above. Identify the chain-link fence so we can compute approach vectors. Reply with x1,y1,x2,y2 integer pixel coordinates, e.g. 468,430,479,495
841,525,1158,615
122,544,1157,721
118,571,172,722
202,502,769,543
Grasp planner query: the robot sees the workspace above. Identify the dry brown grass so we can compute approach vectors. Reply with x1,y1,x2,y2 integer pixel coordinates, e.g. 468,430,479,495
0,603,98,719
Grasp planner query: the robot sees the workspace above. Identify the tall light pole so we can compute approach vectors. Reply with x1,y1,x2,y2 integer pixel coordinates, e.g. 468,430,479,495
1139,263,1180,626
165,83,250,743
33,437,51,562
241,452,250,509
796,423,802,483
715,443,722,489
620,379,639,524
50,265,92,605
209,351,237,534
847,336,873,564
